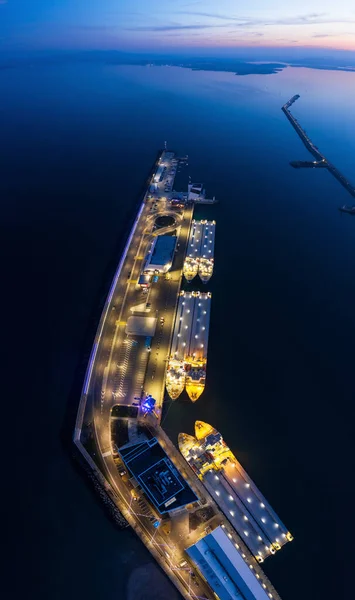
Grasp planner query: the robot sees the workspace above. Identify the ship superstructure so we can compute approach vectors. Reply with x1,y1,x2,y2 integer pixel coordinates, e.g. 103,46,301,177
165,291,211,401
179,421,293,563
183,220,216,283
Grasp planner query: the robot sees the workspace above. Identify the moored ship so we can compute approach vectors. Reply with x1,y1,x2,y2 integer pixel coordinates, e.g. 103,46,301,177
198,220,216,283
165,359,186,400
183,220,216,282
165,291,211,401
179,421,293,562
185,362,206,402
183,220,203,282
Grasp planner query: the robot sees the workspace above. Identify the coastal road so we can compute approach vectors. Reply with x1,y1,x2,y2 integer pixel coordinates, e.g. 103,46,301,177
82,152,213,599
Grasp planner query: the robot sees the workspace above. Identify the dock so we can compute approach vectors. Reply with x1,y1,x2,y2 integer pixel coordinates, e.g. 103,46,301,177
282,95,355,199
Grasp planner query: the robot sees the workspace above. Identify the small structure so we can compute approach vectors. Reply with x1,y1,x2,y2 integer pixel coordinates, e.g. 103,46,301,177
138,273,152,288
118,438,198,514
144,235,177,274
125,316,157,337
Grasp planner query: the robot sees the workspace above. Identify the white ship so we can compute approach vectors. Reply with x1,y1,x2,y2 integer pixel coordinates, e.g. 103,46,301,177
183,220,216,283
179,421,293,562
165,359,186,400
198,220,215,283
166,291,211,401
183,220,203,281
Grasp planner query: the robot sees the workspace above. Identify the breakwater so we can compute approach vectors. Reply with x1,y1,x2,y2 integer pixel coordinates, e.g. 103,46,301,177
282,95,355,199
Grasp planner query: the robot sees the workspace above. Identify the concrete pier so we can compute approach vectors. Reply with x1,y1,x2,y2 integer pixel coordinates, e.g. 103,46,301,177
282,95,355,199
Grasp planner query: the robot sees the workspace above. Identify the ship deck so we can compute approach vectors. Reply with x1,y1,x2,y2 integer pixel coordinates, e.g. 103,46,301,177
170,291,211,361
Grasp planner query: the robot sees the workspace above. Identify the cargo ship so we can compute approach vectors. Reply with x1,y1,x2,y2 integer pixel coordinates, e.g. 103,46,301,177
179,421,293,562
165,291,211,401
183,220,203,282
198,220,216,283
183,220,216,283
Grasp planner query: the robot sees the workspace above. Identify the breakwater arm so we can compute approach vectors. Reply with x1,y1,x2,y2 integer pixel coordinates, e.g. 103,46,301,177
282,95,355,199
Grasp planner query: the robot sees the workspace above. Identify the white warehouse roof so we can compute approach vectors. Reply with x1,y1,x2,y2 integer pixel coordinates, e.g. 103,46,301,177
186,526,276,600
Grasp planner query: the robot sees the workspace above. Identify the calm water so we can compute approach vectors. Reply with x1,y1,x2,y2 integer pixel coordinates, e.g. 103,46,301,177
3,63,354,599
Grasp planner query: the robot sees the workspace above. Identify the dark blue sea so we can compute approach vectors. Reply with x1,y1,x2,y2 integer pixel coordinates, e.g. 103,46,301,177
2,63,354,599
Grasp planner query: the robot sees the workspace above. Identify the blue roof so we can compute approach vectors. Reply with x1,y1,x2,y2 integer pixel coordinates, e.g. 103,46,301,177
149,236,176,266
119,438,197,514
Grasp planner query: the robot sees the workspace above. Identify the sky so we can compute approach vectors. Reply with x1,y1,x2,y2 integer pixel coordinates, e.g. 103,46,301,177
1,0,355,53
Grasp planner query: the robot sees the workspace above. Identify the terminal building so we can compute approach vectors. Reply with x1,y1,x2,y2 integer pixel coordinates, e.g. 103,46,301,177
118,438,198,514
186,526,279,600
144,235,177,274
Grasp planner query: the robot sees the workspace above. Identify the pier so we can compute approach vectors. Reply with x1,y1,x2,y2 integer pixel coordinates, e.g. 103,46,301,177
282,95,355,199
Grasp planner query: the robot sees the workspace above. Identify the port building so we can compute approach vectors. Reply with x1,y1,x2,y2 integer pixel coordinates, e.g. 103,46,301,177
118,438,197,514
165,291,211,401
144,235,177,274
186,526,279,600
179,422,293,562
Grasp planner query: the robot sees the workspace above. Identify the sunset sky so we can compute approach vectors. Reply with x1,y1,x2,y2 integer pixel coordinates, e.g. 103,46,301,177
1,0,355,52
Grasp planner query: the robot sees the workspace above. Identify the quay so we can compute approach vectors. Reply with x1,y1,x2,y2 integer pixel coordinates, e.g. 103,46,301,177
74,149,290,600
282,95,355,199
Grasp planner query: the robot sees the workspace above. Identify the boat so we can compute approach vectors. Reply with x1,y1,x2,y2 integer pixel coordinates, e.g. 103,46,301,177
165,359,185,400
166,291,211,401
183,256,199,281
185,363,206,402
179,421,294,562
339,205,355,215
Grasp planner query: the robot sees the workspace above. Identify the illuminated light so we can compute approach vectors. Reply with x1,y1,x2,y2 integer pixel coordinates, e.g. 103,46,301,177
282,533,286,538
215,475,219,480
256,573,260,579
215,491,220,496
269,595,273,599
180,317,183,321
258,536,262,541
177,333,181,337
182,302,185,305
229,511,235,517
261,518,267,524
262,583,267,589
183,342,186,346
244,531,249,537
242,553,246,559
247,497,252,503
235,543,240,549
185,325,188,329
187,309,190,313
265,546,269,551
249,565,253,570
245,483,250,488
260,502,265,508
228,533,232,539
275,538,279,543
232,478,237,483
221,524,225,528
243,516,248,522
229,495,233,501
